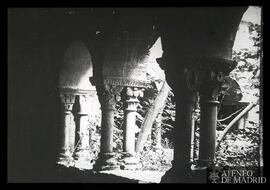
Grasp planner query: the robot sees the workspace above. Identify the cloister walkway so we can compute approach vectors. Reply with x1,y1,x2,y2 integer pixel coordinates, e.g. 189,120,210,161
54,164,165,183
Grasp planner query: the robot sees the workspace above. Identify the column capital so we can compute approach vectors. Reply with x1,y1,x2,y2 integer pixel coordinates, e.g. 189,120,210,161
157,55,236,104
99,84,123,111
125,86,144,98
76,94,91,115
60,93,76,113
124,86,144,112
196,69,225,102
181,56,237,101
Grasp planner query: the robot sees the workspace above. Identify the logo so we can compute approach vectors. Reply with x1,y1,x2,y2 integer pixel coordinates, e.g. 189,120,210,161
209,171,220,183
208,167,267,184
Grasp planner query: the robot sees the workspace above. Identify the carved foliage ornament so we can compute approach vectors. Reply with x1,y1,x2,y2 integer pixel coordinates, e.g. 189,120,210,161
103,77,150,88
126,86,144,98
124,86,144,111
182,56,236,101
77,94,91,114
60,94,76,112
99,84,123,110
199,70,225,101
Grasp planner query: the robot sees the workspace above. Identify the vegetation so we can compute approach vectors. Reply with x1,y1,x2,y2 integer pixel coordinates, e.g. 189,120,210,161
215,22,262,167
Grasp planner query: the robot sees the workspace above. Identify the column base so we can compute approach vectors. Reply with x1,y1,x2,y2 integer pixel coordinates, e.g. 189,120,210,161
93,153,120,171
73,150,92,169
57,151,74,166
160,159,213,183
189,160,216,183
193,159,216,168
190,164,208,183
152,145,163,153
73,159,93,170
161,167,208,183
119,152,140,170
161,162,193,183
73,148,91,162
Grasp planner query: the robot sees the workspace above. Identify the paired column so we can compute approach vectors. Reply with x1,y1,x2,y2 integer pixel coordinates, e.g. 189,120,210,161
93,84,123,170
58,93,76,164
161,56,236,183
93,84,145,170
58,89,99,167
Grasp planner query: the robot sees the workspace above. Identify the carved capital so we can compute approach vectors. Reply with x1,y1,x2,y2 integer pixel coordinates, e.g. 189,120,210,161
99,84,124,110
125,86,144,98
199,70,225,101
124,87,144,112
183,68,201,92
181,56,237,101
60,94,76,113
77,94,91,115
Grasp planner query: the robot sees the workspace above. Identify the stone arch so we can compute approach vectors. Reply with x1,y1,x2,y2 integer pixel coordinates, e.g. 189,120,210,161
59,40,94,90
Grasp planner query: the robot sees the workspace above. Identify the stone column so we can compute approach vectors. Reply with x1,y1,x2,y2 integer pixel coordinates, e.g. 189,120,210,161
121,87,143,170
58,93,75,164
173,89,197,173
73,94,91,164
197,58,231,169
198,99,219,167
161,66,198,183
237,102,249,130
238,114,247,130
190,111,196,162
160,56,236,183
191,104,200,162
93,84,123,171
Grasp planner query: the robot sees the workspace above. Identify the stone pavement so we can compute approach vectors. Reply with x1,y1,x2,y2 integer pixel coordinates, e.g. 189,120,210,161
55,163,166,183
100,170,166,183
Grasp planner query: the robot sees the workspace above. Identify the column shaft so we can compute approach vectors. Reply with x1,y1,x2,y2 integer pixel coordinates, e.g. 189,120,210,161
74,94,91,162
238,114,247,130
100,108,114,153
61,111,71,155
190,115,196,162
174,94,195,168
79,115,90,148
198,100,219,163
69,114,76,154
124,110,136,153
